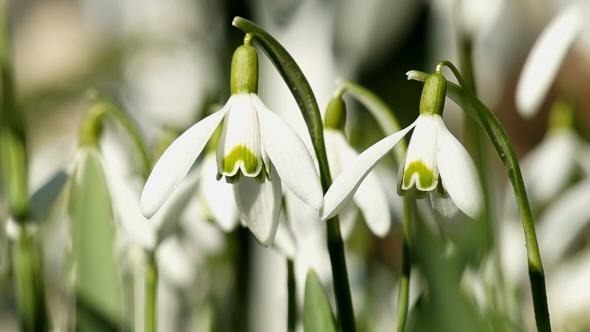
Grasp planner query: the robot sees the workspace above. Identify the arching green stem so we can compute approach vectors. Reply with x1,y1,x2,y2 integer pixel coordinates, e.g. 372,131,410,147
232,17,356,331
408,67,551,332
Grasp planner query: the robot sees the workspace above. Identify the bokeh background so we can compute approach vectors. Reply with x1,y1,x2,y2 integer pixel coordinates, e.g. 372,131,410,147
0,0,589,331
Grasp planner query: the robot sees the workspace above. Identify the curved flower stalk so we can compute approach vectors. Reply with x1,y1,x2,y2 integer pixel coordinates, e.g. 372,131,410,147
323,72,482,222
141,37,323,246
516,2,587,117
323,96,392,238
408,65,552,332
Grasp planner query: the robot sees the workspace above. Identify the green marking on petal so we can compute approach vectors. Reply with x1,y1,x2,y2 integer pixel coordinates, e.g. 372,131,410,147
222,144,260,176
402,160,435,190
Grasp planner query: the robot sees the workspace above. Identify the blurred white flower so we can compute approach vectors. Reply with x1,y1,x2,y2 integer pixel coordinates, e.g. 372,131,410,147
516,2,587,117
324,128,391,238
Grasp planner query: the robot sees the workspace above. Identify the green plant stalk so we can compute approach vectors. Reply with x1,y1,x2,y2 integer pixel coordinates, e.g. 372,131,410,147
104,103,152,179
232,17,356,331
338,80,417,331
11,225,50,332
145,252,158,332
458,33,509,315
287,259,296,332
396,198,413,332
458,33,495,250
409,68,551,332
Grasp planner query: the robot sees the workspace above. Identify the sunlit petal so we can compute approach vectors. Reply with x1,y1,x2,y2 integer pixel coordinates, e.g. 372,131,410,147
199,153,239,231
435,116,481,219
217,94,263,178
254,94,323,210
141,106,229,218
233,165,282,246
332,130,391,237
516,4,584,117
321,122,415,221
402,115,438,191
522,131,578,204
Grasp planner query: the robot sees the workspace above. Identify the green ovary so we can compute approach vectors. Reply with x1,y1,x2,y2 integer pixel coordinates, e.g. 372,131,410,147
222,144,260,176
402,160,436,190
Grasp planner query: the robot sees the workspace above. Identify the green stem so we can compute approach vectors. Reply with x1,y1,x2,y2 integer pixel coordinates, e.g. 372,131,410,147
458,34,509,313
145,252,158,332
409,68,551,332
232,17,356,331
11,224,50,332
396,198,413,332
287,259,296,332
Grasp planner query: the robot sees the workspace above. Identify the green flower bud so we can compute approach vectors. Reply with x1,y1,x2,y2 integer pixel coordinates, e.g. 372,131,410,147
230,44,258,95
548,98,574,132
79,103,107,148
419,73,447,116
324,96,347,130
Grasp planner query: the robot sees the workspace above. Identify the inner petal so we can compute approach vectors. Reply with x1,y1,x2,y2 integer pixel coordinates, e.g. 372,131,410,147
217,94,263,180
401,115,439,191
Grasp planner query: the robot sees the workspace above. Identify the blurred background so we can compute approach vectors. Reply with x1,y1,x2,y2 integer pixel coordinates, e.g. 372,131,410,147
0,0,589,331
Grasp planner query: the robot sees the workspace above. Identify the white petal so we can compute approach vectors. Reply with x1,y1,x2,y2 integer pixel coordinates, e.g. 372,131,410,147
538,180,590,268
516,4,584,118
152,169,201,243
141,106,228,218
104,169,156,250
338,202,359,240
332,130,391,237
321,122,415,221
217,94,263,177
434,116,482,219
402,115,438,191
254,94,323,210
522,131,578,203
271,210,297,259
233,165,282,246
199,153,239,231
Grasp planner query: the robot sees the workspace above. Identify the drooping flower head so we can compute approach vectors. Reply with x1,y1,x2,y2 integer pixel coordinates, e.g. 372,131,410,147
141,36,323,246
322,72,482,221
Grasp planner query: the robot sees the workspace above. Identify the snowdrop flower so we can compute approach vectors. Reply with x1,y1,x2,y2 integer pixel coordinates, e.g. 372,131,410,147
141,39,323,246
516,2,586,117
520,99,585,205
322,72,482,221
323,96,392,237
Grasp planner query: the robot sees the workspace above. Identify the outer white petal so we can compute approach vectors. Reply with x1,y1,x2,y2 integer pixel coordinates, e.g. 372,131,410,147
233,165,282,247
217,94,263,177
434,116,482,219
152,169,201,243
321,122,415,221
333,131,391,237
516,4,584,118
104,170,156,250
538,180,590,268
271,210,297,259
338,202,359,240
402,115,439,191
199,153,239,231
254,94,323,210
141,106,228,218
522,131,578,203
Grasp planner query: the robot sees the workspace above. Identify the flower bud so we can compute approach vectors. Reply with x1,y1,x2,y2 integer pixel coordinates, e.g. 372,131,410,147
324,96,347,131
419,73,447,116
230,44,258,95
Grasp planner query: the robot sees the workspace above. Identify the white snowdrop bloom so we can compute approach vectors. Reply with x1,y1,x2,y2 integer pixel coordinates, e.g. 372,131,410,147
197,152,239,232
141,42,323,246
518,99,586,205
322,97,392,238
322,73,482,221
516,2,586,118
